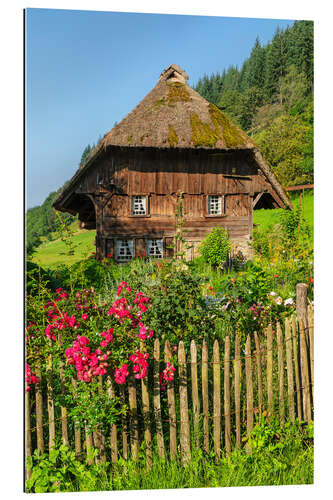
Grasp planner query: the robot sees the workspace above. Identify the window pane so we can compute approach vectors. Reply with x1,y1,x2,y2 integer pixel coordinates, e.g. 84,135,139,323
147,239,163,258
116,239,133,261
132,196,146,215
208,195,222,215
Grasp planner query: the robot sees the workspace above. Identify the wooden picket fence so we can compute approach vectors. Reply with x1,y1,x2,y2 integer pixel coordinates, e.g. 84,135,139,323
25,284,313,472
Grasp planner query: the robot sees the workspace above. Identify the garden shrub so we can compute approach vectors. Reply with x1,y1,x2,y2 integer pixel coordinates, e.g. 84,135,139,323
26,260,55,293
143,261,214,348
199,227,231,268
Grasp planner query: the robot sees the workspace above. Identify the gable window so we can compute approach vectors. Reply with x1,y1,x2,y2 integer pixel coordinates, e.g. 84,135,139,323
147,239,163,259
132,195,147,216
116,239,134,262
208,195,223,215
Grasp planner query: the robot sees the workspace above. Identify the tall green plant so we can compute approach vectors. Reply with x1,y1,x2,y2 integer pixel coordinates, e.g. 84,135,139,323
199,227,231,268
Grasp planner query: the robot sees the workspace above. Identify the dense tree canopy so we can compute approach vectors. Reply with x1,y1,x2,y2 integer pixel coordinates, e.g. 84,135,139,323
193,20,314,187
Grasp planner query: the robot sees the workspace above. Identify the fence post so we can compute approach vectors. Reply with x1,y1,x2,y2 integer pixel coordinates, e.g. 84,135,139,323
141,342,152,468
292,315,302,420
120,385,128,460
128,374,139,461
85,426,94,465
25,389,31,480
285,317,295,422
266,324,273,418
277,322,285,425
97,376,106,462
299,319,312,423
47,354,55,452
296,283,309,343
153,339,165,459
202,340,209,453
254,332,263,416
178,341,191,464
58,334,69,447
224,336,231,454
308,305,314,395
107,375,118,463
234,333,241,449
71,378,81,458
213,339,221,458
245,335,253,453
165,340,177,459
35,362,44,453
190,340,199,448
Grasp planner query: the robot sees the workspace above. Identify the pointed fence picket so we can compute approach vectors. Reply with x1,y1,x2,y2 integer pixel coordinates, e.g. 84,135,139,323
25,313,313,468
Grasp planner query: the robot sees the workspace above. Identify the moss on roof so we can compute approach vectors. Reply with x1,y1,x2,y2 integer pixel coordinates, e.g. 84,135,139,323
94,64,255,152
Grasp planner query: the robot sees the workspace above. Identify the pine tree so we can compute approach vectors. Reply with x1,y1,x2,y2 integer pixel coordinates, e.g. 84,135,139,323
245,37,266,90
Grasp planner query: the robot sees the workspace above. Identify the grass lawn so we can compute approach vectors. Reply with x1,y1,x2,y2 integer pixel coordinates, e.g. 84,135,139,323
32,228,96,269
253,189,313,232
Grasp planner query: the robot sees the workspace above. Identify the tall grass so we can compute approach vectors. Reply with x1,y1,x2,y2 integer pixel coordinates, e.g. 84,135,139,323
26,423,313,493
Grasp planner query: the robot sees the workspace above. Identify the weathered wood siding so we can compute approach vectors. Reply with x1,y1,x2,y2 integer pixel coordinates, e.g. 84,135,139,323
66,147,282,259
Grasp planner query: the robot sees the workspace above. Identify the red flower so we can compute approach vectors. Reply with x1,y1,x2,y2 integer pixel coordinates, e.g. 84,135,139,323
107,254,113,258
309,277,314,284
274,274,278,278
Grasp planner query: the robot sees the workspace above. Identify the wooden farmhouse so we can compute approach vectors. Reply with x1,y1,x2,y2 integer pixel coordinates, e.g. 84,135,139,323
53,64,292,262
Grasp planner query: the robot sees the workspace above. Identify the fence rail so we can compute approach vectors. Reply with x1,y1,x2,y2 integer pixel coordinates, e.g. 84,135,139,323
25,305,313,470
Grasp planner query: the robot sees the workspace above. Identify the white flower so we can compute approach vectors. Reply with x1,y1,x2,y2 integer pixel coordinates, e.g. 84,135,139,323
275,296,283,305
284,298,294,306
269,291,277,296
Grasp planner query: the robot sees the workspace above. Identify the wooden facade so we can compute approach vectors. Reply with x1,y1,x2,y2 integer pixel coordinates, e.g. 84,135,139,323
53,64,291,261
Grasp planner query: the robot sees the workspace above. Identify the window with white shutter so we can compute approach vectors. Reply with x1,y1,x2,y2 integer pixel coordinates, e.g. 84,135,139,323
116,239,134,261
147,239,163,259
132,196,147,215
208,195,222,215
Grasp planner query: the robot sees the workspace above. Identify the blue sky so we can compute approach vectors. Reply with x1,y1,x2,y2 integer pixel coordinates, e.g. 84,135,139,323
25,8,295,208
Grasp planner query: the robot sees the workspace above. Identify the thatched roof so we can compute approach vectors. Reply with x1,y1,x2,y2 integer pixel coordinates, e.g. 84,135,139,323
53,64,292,210
90,64,254,155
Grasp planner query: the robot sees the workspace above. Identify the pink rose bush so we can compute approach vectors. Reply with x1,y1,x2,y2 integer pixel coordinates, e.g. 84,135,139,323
25,362,40,392
26,282,175,392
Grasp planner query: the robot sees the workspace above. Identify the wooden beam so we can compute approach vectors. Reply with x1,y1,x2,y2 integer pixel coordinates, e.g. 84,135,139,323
252,192,264,208
284,184,314,192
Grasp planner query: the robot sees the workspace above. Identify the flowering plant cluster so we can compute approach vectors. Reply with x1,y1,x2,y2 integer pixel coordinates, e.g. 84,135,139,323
65,334,111,382
249,302,265,320
25,363,40,392
159,361,176,390
26,281,178,398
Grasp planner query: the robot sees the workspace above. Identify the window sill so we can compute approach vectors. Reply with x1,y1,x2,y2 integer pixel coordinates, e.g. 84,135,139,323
205,214,226,218
129,214,151,218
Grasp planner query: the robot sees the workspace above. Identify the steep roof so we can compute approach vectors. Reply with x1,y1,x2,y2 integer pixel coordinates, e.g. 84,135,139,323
54,64,292,210
91,64,255,155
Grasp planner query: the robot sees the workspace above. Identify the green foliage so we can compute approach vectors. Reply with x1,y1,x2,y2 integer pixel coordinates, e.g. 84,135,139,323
26,445,104,493
79,144,93,167
278,65,308,111
26,187,75,255
247,416,313,454
144,262,213,348
26,421,313,492
199,227,231,268
61,378,126,433
253,112,313,186
26,260,55,294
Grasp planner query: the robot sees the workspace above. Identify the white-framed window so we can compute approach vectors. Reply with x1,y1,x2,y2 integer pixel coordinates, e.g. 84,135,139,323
116,239,134,261
147,239,163,259
208,195,222,215
132,195,147,215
